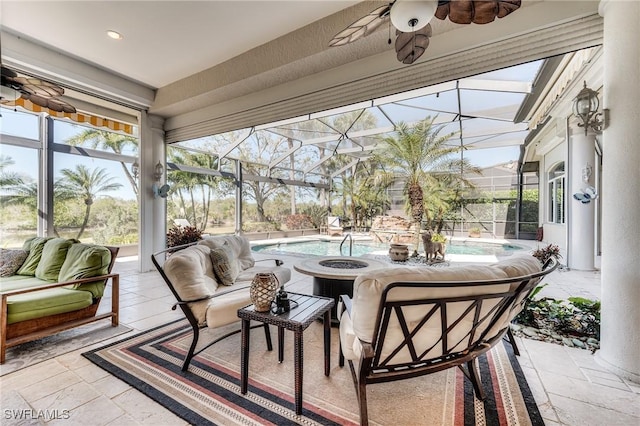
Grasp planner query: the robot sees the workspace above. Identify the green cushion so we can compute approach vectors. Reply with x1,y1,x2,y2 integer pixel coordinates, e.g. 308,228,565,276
35,238,73,282
0,276,52,292
16,237,52,276
59,243,111,298
0,249,29,277
6,288,93,324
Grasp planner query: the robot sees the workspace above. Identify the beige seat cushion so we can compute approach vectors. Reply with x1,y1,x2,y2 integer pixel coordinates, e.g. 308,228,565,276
164,239,291,328
343,262,513,364
163,245,218,324
491,255,541,278
236,265,291,288
198,235,255,270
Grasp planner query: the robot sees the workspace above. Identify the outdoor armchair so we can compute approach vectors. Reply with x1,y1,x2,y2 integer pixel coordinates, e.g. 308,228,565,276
337,256,557,426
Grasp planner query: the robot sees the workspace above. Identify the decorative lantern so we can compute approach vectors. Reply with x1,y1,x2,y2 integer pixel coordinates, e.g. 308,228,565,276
250,272,279,312
573,81,607,135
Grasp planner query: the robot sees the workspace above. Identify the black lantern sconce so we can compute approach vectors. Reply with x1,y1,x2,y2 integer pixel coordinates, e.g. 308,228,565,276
152,161,170,198
573,81,609,135
131,160,139,181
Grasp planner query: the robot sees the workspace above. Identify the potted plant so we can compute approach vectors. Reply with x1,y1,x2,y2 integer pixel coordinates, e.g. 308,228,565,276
166,225,203,248
532,244,562,265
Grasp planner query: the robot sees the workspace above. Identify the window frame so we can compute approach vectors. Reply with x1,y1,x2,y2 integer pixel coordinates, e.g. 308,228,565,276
547,162,565,224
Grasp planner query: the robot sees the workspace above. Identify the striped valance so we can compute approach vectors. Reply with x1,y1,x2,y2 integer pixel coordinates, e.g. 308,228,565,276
7,97,135,135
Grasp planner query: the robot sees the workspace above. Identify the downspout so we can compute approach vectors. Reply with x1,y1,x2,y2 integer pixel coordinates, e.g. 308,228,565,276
565,116,571,268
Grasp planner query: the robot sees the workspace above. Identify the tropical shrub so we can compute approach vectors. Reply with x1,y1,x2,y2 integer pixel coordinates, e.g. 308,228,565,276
166,225,202,247
514,289,601,340
285,214,314,230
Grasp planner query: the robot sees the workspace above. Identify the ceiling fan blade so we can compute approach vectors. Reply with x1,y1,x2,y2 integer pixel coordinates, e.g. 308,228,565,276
13,77,65,98
1,65,77,113
329,5,390,47
46,97,77,114
21,92,77,113
434,0,521,25
395,24,432,65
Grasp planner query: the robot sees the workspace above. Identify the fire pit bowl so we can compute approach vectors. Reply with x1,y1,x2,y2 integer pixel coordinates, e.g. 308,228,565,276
318,259,369,269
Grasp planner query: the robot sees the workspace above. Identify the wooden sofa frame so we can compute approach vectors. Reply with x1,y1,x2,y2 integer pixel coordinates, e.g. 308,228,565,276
338,259,558,426
0,246,120,364
152,243,281,372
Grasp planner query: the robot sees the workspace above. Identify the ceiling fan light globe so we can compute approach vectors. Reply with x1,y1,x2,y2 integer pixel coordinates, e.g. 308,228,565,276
390,0,437,33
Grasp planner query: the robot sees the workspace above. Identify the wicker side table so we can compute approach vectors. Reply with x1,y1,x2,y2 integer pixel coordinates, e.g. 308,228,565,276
238,292,334,415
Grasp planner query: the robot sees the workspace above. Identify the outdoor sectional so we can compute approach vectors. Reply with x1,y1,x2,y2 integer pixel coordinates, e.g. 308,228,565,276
0,237,119,364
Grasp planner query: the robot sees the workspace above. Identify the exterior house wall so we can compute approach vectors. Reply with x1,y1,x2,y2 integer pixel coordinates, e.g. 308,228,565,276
539,133,568,258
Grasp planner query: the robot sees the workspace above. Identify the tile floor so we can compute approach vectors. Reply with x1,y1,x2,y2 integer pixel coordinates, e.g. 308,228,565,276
1,249,638,426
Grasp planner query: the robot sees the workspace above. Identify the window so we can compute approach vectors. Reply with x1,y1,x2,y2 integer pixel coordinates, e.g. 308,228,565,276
548,162,565,224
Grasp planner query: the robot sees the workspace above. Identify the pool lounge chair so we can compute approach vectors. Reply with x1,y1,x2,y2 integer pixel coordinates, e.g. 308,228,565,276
327,216,343,236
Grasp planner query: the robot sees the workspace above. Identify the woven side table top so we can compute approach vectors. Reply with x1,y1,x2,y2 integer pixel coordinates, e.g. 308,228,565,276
237,292,334,332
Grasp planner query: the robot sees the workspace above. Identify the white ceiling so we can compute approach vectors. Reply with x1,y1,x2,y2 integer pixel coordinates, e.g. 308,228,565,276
1,1,601,125
0,0,359,89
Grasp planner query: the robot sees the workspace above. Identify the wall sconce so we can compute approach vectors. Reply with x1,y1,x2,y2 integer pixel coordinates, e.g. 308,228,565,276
152,161,170,198
573,81,609,135
131,161,139,180
153,161,164,182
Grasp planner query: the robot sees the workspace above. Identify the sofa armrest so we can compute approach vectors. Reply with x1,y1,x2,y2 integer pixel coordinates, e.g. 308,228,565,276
1,272,120,363
254,258,284,266
0,273,119,297
357,337,375,359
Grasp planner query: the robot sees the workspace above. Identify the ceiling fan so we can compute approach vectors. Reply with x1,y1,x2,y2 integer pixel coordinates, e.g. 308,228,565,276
1,65,77,113
329,0,522,64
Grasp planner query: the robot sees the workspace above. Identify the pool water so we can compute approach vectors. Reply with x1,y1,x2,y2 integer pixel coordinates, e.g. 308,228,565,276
252,239,524,258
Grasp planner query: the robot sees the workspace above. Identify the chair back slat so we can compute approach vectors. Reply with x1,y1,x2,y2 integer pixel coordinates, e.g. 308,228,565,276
365,260,557,373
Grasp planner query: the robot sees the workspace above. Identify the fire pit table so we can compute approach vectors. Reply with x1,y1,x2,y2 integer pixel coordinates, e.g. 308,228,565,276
294,256,387,325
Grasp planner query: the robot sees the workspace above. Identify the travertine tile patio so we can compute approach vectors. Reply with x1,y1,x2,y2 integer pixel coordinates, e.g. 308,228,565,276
1,248,637,425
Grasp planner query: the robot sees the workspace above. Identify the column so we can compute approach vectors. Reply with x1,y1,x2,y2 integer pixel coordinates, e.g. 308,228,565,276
138,112,166,272
597,0,640,383
568,129,596,270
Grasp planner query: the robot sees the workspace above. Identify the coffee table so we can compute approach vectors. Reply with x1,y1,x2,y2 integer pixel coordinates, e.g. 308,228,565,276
294,256,387,325
238,292,334,415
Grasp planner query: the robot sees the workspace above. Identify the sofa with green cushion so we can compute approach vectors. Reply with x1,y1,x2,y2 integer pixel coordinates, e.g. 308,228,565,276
0,237,120,364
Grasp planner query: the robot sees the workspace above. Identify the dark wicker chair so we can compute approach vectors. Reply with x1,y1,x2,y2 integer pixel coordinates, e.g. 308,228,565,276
338,257,557,426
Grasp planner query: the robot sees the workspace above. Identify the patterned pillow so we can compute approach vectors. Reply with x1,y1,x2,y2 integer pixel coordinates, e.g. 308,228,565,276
209,246,239,286
0,249,29,277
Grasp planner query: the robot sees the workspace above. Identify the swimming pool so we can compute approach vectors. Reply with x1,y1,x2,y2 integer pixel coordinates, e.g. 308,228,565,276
252,239,524,258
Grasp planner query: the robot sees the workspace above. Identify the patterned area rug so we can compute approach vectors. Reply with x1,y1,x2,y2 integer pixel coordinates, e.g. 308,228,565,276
1,322,131,376
84,319,543,426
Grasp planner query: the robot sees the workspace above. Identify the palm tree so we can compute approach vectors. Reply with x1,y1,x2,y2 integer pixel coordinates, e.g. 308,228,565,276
0,155,22,188
377,116,480,255
167,148,220,231
65,129,139,199
56,165,122,239
336,158,392,230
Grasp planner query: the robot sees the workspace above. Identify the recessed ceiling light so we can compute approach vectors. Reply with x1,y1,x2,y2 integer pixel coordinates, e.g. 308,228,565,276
107,30,123,40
